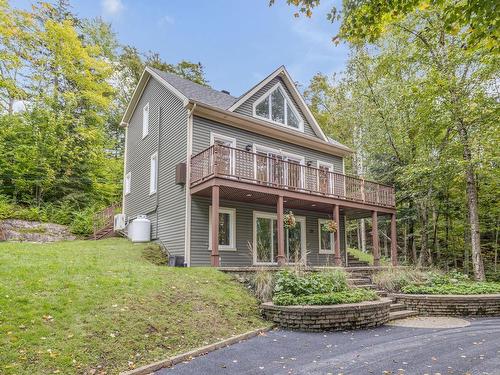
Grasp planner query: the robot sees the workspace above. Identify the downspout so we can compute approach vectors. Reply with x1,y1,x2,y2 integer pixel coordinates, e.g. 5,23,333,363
184,103,196,266
121,126,128,214
155,106,163,240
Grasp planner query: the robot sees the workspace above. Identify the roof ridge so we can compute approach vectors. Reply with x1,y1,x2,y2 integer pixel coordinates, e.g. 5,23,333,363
147,66,237,100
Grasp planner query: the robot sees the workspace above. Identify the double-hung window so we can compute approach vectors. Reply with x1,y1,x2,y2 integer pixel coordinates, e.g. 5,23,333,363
318,219,334,254
208,207,236,251
150,152,158,195
142,103,149,138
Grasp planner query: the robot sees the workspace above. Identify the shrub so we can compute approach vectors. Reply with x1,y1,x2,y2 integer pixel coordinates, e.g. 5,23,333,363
273,289,378,306
0,195,14,219
373,267,429,292
141,244,168,266
402,282,500,295
252,269,274,302
274,269,348,296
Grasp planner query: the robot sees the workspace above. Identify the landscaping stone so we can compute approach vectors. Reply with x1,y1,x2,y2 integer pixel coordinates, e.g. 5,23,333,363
0,219,76,242
261,298,392,331
392,293,500,316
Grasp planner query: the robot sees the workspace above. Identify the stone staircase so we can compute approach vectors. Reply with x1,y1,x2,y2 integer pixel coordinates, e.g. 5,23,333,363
347,269,418,322
346,253,370,267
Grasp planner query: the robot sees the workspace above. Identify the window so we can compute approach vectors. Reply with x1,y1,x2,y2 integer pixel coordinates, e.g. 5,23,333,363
253,83,304,131
209,207,236,251
318,219,334,254
124,172,131,195
150,152,157,194
142,103,149,138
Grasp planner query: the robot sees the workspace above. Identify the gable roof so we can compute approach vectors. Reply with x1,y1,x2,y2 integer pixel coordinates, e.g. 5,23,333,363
228,66,328,142
120,65,351,156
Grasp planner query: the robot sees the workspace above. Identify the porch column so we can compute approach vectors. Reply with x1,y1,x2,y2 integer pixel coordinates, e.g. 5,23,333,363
211,185,220,267
371,210,380,266
333,204,342,266
276,195,285,266
391,212,398,266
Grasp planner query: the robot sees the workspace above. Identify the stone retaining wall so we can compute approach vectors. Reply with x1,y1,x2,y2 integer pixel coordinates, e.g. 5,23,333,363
261,298,392,331
392,294,500,316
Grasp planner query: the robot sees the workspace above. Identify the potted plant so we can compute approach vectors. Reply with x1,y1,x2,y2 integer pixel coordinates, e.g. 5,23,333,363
283,211,297,229
321,219,338,233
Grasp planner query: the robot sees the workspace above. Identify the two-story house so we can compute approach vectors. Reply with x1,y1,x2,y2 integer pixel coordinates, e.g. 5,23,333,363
120,66,397,267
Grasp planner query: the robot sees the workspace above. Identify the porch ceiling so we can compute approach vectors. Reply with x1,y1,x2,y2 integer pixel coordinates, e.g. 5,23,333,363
191,179,393,219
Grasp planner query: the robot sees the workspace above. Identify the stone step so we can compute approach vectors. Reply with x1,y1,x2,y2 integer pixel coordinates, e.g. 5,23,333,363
390,303,406,312
348,277,372,285
376,290,388,297
388,309,418,321
353,284,377,290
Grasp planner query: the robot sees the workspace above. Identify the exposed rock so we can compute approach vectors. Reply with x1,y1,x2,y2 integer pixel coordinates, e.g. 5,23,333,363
0,219,77,242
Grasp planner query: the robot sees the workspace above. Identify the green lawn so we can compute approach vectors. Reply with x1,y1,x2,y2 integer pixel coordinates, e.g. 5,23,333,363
0,239,265,374
348,247,390,266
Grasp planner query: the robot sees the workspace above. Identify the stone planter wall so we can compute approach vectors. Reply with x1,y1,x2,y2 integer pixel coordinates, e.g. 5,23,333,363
261,298,392,331
392,294,500,317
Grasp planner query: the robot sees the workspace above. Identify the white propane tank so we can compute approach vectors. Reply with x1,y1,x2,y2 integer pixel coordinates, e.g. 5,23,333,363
131,215,151,243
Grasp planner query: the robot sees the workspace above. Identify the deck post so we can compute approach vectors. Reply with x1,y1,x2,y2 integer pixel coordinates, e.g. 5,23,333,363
277,194,285,266
211,185,220,267
333,204,342,266
391,212,398,266
372,210,380,266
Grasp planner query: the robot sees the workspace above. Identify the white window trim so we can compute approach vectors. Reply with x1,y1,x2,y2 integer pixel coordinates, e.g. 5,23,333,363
149,152,158,195
318,218,335,254
124,172,131,196
142,102,149,139
208,206,237,251
252,211,306,265
252,82,304,132
210,132,237,176
210,132,236,147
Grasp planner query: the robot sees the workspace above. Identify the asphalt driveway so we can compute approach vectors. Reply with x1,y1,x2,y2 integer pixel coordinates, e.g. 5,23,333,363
157,318,500,375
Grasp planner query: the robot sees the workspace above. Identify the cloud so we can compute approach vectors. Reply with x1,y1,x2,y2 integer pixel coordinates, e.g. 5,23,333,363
157,15,175,28
101,0,124,16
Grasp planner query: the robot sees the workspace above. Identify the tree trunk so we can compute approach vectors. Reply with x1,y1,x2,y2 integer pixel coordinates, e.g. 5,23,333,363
403,222,408,263
457,125,485,280
360,219,367,252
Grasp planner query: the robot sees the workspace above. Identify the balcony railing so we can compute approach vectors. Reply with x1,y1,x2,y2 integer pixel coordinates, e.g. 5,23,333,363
190,144,395,207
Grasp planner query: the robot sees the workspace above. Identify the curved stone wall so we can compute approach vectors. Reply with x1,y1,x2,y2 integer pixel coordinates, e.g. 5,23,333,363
392,294,500,316
261,298,391,331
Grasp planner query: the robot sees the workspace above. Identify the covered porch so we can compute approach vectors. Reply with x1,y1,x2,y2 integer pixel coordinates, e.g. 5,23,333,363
190,144,397,268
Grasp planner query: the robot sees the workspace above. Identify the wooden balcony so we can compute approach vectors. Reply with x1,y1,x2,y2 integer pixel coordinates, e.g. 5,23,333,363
190,144,395,209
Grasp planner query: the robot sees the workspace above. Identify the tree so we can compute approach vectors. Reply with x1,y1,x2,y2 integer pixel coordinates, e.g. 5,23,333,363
271,0,499,53
301,7,499,280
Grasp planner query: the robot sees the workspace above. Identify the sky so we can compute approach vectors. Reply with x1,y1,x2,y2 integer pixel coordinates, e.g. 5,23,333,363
13,0,350,96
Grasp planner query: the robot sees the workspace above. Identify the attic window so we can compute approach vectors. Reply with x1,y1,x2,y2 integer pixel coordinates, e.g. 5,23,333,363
253,83,303,131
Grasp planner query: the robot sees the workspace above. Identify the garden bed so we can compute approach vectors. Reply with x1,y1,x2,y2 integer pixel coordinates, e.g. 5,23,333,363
261,298,392,331
392,294,500,316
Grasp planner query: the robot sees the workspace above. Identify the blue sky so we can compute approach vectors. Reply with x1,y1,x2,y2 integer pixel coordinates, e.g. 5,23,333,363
14,0,349,95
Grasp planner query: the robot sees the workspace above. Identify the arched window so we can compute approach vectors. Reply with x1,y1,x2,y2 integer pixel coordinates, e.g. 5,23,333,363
253,83,304,131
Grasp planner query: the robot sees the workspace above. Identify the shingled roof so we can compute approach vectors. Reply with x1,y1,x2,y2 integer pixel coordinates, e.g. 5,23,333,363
149,67,238,110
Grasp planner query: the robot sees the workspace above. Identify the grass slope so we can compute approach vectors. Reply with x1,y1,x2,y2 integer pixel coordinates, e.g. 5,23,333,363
0,239,265,374
347,248,389,266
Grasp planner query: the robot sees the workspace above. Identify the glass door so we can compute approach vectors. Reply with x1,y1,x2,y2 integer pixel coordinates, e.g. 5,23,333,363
255,216,278,263
254,213,306,264
318,162,333,194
